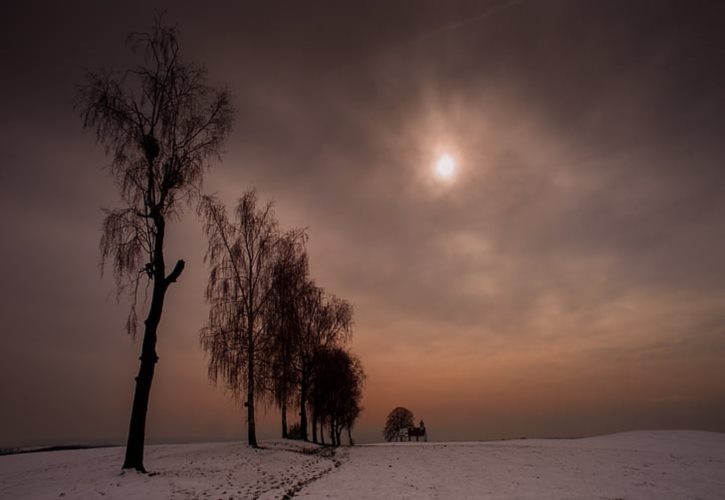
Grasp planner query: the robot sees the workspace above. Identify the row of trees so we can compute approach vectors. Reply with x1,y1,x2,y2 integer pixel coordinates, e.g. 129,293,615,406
77,20,363,471
198,192,365,448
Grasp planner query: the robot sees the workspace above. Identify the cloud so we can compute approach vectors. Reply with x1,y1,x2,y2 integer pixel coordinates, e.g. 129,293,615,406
2,1,725,445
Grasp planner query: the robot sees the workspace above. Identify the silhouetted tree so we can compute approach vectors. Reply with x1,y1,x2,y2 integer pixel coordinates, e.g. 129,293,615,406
310,347,365,446
266,231,308,438
295,287,352,441
198,191,281,447
384,407,414,442
341,354,365,446
76,20,232,471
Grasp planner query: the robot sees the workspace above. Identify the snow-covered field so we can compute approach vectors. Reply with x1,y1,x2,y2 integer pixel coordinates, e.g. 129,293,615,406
1,431,724,499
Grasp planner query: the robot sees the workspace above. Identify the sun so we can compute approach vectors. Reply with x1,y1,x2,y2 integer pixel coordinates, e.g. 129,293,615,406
434,153,456,180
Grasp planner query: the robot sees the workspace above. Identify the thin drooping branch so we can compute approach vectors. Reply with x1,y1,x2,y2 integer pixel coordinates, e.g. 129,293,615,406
78,20,232,334
199,191,284,447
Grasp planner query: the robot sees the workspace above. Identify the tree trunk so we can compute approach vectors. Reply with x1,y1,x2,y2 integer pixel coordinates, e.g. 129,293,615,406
299,373,308,441
311,411,318,444
247,332,258,447
281,400,288,439
347,426,354,446
122,218,184,472
122,306,159,472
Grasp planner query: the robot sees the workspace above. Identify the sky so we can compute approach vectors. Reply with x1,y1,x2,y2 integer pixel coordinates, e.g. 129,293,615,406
1,0,725,447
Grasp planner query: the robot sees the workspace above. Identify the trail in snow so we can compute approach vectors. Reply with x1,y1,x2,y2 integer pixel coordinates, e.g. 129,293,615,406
0,440,342,500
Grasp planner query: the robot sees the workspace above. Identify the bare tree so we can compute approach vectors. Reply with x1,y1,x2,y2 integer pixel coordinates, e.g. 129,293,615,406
384,407,414,442
310,347,365,446
295,287,353,441
266,231,308,438
341,353,365,446
199,191,281,447
76,20,232,471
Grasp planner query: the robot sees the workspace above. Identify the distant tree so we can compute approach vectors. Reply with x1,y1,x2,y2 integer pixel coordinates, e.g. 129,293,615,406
198,191,281,447
76,20,232,471
266,230,308,438
384,407,414,442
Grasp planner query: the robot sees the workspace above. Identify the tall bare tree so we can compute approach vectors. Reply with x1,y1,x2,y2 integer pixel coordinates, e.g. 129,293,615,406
199,191,283,447
76,20,232,471
266,231,308,438
341,352,365,446
295,288,353,442
310,347,365,446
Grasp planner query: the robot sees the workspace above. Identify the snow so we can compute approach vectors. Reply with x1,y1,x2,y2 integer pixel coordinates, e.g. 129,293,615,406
0,440,337,499
301,431,725,499
1,431,724,499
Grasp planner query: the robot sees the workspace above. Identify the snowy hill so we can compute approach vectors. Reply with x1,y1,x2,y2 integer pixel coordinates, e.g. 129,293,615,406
1,431,723,499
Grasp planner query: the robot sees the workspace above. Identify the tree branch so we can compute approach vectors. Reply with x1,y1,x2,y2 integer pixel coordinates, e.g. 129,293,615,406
165,259,185,286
